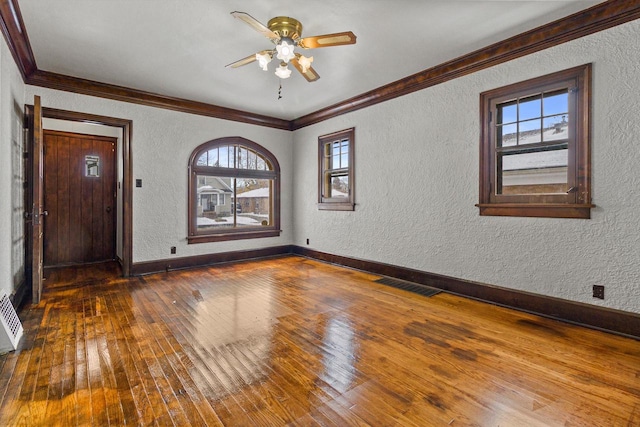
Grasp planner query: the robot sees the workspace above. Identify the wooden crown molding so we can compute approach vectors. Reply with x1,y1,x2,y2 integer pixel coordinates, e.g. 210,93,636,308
26,70,292,130
0,0,36,77
1,0,639,130
291,0,640,129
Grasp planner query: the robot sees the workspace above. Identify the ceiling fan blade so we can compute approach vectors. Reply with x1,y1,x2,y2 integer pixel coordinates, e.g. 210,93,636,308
225,50,271,68
231,11,279,40
291,57,320,82
298,31,356,49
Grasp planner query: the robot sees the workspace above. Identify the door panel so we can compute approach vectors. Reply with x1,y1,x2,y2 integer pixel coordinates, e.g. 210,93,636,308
43,130,117,266
29,96,44,303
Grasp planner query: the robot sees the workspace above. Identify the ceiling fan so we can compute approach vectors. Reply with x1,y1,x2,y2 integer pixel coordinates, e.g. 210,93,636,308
225,11,357,82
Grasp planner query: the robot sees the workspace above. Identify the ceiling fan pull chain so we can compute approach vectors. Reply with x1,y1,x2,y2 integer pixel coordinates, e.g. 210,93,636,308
278,81,283,100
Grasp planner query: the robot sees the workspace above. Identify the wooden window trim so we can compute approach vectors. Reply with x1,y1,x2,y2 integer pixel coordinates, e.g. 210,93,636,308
318,128,355,211
187,137,281,243
477,64,594,219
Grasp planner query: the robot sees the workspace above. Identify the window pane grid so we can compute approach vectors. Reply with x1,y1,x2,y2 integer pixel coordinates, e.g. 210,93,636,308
318,128,355,210
323,139,349,198
197,144,272,171
479,65,591,217
190,138,280,242
496,89,569,148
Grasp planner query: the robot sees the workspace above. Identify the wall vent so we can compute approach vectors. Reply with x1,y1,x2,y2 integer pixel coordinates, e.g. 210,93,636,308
375,277,441,298
0,294,23,353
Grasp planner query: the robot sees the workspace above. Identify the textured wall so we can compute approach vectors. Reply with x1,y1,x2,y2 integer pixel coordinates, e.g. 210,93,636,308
24,87,294,263
292,20,640,314
0,32,26,299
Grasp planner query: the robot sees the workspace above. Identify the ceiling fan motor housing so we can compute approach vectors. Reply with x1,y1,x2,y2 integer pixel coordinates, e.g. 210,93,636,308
268,16,303,41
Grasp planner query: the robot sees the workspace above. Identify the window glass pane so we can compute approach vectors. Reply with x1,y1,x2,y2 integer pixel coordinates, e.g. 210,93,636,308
209,149,219,167
256,156,266,171
543,115,569,142
332,154,340,169
329,174,349,198
236,178,271,228
229,146,235,168
519,95,542,121
498,101,517,124
218,146,229,168
197,176,272,229
543,90,568,117
341,152,349,168
518,119,542,145
197,152,208,166
248,150,257,170
499,148,568,194
497,123,517,147
196,175,234,229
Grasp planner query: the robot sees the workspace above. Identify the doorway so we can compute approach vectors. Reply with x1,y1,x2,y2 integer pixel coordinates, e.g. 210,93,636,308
25,105,133,282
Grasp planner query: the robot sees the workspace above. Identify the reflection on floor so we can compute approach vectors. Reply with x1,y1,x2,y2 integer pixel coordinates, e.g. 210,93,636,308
43,261,121,289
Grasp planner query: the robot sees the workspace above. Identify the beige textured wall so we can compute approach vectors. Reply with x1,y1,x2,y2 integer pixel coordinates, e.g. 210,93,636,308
292,20,640,314
0,31,26,299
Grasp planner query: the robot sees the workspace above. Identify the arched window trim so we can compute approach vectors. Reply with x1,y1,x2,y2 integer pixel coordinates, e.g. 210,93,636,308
188,137,281,244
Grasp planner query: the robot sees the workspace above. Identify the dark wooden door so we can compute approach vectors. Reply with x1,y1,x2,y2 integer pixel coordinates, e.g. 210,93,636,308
26,96,44,303
43,130,117,267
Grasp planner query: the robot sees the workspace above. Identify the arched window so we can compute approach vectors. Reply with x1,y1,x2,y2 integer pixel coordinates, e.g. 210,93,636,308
188,137,281,243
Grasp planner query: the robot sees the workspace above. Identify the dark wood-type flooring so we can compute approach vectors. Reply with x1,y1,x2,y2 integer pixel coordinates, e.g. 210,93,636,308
1,256,638,426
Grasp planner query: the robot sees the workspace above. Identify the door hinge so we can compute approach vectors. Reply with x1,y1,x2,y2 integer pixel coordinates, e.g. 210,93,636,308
22,151,29,159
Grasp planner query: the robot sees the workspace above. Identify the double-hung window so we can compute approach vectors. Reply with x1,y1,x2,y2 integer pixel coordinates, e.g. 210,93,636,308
478,64,593,218
318,128,355,211
188,137,280,243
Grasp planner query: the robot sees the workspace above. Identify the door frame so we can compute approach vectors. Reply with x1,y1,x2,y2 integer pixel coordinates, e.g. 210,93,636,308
26,106,133,277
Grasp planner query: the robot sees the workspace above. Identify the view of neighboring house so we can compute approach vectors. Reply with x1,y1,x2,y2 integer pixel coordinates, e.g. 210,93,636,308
197,176,233,217
236,187,270,215
502,120,569,194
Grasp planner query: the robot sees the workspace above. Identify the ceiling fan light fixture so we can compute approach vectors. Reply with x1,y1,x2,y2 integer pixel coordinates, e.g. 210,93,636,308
275,62,292,79
227,12,356,83
256,52,272,70
276,39,295,63
298,55,313,73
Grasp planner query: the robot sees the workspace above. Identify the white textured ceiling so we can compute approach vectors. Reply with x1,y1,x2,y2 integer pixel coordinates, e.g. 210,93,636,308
18,0,604,120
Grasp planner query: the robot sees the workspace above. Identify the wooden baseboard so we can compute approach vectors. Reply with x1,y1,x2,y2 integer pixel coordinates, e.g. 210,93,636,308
291,246,640,340
130,245,293,276
10,279,28,309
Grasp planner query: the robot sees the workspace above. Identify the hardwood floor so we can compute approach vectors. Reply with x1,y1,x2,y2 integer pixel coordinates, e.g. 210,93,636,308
1,256,638,426
43,261,121,289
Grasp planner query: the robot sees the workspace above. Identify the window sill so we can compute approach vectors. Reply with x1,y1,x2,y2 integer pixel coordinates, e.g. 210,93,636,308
476,203,595,219
188,229,281,244
318,202,355,211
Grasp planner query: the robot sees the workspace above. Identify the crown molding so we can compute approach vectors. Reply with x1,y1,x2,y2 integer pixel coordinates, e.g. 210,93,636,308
0,0,35,77
26,70,292,130
290,0,640,129
1,0,639,131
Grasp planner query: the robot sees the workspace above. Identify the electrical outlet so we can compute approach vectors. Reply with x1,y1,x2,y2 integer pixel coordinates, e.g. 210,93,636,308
170,246,176,254
306,238,309,245
593,285,604,299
